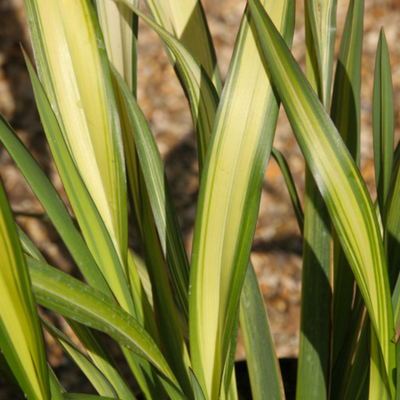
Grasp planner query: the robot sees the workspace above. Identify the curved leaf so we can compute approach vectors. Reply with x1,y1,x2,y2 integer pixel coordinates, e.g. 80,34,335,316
41,317,119,399
111,63,190,321
247,0,395,395
0,177,49,400
0,113,112,298
27,256,186,400
24,0,127,264
143,0,222,93
115,0,219,173
189,1,294,398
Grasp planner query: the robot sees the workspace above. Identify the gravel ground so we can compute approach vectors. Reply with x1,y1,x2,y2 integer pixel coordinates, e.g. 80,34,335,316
1,0,400,397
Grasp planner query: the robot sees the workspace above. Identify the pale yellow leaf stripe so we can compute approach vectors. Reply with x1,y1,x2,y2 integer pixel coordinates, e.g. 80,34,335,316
115,0,218,170
0,185,48,399
0,281,44,398
307,0,337,107
144,0,222,92
189,1,292,398
25,0,126,263
247,0,395,392
96,0,136,91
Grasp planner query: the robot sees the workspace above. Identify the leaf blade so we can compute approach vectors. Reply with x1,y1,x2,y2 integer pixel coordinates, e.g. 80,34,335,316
27,256,186,400
189,1,294,397
247,0,396,395
0,177,49,400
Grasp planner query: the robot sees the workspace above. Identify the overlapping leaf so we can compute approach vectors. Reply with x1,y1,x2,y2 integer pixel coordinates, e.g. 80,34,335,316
27,256,185,400
189,1,294,398
247,0,395,395
24,0,127,265
0,177,49,400
143,0,222,93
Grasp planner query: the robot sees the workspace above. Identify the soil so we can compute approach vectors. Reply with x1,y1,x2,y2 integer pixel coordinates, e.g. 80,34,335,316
1,0,400,397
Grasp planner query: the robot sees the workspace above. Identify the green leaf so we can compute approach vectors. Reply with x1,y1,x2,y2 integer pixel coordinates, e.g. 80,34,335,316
66,320,137,400
24,0,128,265
305,0,337,109
0,176,50,400
41,317,119,398
0,113,112,299
331,0,363,165
271,148,304,233
297,170,332,400
63,395,118,400
330,0,364,372
115,0,219,173
27,256,186,400
22,55,165,398
330,289,365,399
388,144,400,325
48,367,66,400
341,320,370,400
111,63,190,321
296,2,336,396
0,351,24,396
189,369,206,400
189,1,294,398
396,338,400,400
239,262,283,400
373,29,394,231
95,0,138,93
143,0,222,93
247,0,395,396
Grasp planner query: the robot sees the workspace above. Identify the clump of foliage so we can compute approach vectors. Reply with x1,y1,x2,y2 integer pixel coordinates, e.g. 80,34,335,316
0,0,399,399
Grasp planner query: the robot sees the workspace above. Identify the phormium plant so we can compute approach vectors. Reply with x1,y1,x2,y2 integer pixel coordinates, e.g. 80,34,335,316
0,0,399,399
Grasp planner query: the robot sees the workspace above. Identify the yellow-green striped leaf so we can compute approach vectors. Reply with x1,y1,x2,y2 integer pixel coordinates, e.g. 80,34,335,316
369,327,392,400
23,51,166,399
247,0,395,396
19,222,139,400
27,256,186,400
95,0,137,93
0,112,112,299
330,0,364,374
23,50,135,313
143,0,222,93
108,12,194,391
306,0,337,109
388,145,400,326
24,0,127,266
41,318,119,399
115,0,219,173
112,63,190,318
296,2,336,398
66,320,137,400
189,1,294,398
0,177,50,400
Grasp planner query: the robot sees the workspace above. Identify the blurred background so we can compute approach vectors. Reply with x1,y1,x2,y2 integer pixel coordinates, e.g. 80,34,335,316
1,0,400,395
